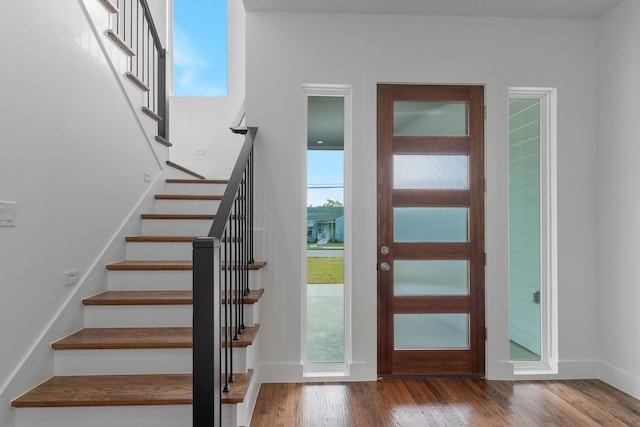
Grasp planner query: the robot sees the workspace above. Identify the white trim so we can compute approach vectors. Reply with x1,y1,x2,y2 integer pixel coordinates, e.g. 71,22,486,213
301,84,353,377
600,361,640,400
508,87,558,375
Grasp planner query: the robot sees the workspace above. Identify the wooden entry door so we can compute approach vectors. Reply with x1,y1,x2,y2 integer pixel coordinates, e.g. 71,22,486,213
377,84,485,376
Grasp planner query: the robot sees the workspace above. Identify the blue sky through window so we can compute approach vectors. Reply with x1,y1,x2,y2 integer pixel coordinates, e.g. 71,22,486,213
307,150,344,207
173,0,227,96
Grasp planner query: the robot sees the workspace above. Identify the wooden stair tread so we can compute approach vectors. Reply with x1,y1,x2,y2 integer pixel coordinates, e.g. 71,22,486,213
83,289,264,306
53,327,191,350
11,374,192,407
166,161,206,180
105,29,135,56
11,370,253,407
84,290,192,305
125,71,149,92
222,261,266,271
52,325,260,350
155,194,223,200
221,369,253,404
222,288,264,305
99,0,118,13
222,324,260,348
155,135,173,147
166,179,229,184
140,213,215,220
106,260,266,271
106,260,192,271
142,106,161,122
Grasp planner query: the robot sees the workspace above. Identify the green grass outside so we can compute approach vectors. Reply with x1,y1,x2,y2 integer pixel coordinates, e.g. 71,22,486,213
307,257,344,284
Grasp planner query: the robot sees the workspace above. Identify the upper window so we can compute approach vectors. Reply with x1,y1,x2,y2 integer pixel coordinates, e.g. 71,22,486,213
172,0,227,96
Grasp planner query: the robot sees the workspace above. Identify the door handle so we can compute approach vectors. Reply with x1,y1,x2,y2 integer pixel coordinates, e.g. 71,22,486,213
379,262,391,272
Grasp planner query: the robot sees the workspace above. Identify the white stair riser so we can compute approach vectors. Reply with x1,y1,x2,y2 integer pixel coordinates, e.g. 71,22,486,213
84,304,259,328
221,346,252,373
154,199,220,214
126,242,193,260
107,270,262,291
107,270,192,290
55,348,192,375
126,242,245,261
84,305,192,327
54,347,251,376
141,219,212,236
15,405,192,427
165,183,227,195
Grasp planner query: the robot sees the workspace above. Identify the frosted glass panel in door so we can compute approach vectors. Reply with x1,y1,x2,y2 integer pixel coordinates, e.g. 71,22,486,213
394,207,468,242
393,102,468,136
394,155,469,189
394,314,469,349
394,260,469,296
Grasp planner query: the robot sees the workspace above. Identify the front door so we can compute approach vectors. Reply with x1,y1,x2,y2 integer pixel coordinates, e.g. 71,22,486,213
377,84,485,376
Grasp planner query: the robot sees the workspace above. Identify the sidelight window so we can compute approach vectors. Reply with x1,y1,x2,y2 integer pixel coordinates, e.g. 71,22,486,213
508,88,558,374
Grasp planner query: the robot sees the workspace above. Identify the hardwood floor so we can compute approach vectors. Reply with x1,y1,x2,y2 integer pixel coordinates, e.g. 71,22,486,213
250,379,640,426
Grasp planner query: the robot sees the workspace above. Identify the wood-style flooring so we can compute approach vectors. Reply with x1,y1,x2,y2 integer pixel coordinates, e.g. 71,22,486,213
250,379,640,426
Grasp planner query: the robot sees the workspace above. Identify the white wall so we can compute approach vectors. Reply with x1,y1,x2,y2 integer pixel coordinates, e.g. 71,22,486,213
168,0,247,179
597,0,640,399
246,12,600,381
0,0,163,425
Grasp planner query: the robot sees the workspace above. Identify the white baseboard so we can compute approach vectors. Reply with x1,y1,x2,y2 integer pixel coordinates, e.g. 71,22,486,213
488,359,600,381
600,361,640,400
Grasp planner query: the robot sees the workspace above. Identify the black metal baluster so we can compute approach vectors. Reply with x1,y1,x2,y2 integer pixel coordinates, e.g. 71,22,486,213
234,197,241,339
239,173,246,332
223,228,231,392
228,213,235,384
249,147,255,265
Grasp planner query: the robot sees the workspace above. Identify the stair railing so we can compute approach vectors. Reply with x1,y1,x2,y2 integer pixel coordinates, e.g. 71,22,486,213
111,0,167,138
193,127,257,426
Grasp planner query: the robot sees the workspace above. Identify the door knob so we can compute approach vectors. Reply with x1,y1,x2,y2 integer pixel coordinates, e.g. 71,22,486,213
379,262,391,272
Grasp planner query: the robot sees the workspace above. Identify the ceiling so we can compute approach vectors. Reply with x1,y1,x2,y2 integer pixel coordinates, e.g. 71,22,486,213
308,96,344,150
244,0,620,19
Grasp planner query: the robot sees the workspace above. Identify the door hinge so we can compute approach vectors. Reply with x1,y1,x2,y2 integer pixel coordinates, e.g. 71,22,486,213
484,327,488,340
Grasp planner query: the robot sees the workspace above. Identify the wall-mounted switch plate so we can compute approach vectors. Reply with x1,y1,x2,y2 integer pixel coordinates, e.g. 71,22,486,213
0,201,16,227
64,270,80,286
144,172,152,182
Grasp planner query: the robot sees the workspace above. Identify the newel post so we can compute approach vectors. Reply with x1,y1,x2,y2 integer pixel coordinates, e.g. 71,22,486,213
193,237,221,427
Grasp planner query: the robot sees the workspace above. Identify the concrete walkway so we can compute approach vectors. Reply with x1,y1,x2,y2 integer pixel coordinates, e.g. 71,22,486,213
307,249,344,257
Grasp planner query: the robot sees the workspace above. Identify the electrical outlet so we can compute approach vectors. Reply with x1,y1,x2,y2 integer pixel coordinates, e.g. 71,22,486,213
0,201,16,227
64,270,80,286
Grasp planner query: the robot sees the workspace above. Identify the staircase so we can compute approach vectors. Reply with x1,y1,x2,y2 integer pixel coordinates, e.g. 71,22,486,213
11,173,265,426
